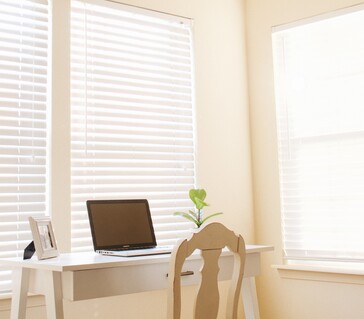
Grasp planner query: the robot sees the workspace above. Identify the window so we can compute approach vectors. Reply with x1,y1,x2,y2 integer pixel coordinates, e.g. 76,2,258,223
272,6,364,263
0,0,49,292
70,0,196,251
0,0,195,294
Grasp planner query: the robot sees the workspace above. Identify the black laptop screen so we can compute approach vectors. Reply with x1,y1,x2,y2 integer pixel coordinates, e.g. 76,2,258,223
87,199,157,250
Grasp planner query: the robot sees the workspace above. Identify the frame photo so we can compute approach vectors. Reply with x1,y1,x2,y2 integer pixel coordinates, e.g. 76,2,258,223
29,217,59,260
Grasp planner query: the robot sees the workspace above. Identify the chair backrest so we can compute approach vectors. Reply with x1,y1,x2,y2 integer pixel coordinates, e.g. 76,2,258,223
167,222,246,319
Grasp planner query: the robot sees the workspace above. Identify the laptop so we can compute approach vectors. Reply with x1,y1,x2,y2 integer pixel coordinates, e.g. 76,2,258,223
86,199,173,257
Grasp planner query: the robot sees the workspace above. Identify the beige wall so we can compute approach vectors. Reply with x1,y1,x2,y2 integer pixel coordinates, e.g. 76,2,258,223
0,0,252,318
246,0,364,318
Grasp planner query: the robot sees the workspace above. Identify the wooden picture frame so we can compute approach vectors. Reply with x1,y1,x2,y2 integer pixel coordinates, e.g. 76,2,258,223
29,217,59,260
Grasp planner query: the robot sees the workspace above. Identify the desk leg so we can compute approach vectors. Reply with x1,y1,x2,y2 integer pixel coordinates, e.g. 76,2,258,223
242,277,261,319
44,271,64,319
11,267,30,319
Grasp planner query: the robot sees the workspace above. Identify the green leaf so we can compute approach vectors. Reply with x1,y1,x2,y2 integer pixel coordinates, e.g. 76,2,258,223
174,212,199,226
194,197,209,210
189,189,207,205
188,210,198,219
174,210,197,218
200,212,223,224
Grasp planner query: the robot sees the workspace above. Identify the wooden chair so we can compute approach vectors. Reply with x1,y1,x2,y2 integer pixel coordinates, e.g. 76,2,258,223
167,222,246,319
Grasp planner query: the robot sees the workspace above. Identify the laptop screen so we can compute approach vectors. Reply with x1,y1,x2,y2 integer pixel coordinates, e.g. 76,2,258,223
87,199,157,251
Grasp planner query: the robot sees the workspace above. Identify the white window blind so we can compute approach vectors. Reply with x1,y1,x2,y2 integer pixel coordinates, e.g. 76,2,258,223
70,0,195,251
272,6,364,263
0,0,49,292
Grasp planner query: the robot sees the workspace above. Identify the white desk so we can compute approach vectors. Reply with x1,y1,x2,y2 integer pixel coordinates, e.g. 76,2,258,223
1,245,273,319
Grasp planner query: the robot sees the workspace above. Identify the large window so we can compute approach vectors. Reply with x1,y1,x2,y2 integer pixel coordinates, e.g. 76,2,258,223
273,5,364,263
0,0,49,292
70,0,196,251
0,0,195,294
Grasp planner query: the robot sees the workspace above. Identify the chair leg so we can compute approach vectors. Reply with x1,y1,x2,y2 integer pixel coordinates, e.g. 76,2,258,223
242,277,260,319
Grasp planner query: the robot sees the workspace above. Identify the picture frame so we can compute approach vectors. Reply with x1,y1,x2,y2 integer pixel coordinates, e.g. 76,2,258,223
29,217,59,260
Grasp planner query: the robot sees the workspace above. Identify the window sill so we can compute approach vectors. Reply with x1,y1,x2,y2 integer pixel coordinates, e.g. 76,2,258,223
273,264,364,285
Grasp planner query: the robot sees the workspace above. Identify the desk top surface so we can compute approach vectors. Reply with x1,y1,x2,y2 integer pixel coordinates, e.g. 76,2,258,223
0,245,273,272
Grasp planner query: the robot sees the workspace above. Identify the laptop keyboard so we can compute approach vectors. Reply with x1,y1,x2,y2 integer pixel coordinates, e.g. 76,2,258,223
97,245,173,257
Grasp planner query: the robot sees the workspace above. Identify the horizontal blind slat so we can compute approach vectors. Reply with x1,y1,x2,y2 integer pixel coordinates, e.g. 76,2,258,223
273,8,364,263
0,0,49,293
71,0,195,251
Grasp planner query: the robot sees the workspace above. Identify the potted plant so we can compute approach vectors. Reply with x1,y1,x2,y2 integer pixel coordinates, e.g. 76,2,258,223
174,188,223,228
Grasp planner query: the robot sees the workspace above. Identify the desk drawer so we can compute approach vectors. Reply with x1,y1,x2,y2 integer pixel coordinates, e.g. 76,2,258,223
62,255,236,301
